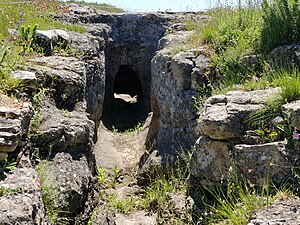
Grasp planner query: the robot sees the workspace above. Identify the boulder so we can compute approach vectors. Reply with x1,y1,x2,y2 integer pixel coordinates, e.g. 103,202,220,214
189,136,233,186
35,29,104,56
28,55,105,118
36,152,94,223
199,88,280,140
267,44,300,68
151,46,211,155
32,100,95,156
0,168,47,224
282,100,300,129
233,142,291,184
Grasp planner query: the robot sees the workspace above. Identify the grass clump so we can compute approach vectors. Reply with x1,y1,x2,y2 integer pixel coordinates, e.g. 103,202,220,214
35,161,60,224
197,168,281,225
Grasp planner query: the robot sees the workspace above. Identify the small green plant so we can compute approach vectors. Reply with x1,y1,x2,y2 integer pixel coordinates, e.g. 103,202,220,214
0,186,20,197
106,194,139,214
97,166,108,186
124,122,143,135
29,88,47,134
0,159,17,180
18,24,38,54
35,161,60,224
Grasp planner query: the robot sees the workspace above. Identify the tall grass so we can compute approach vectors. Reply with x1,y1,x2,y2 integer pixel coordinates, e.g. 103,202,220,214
261,0,300,54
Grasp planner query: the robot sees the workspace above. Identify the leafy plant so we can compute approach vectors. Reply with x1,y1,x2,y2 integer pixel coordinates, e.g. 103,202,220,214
97,166,108,186
18,24,38,54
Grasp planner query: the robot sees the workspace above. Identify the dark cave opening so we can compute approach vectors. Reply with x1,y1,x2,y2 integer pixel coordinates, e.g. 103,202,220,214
102,65,148,132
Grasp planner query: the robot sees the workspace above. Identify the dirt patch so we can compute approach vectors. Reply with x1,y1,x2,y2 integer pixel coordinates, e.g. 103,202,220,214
0,94,25,108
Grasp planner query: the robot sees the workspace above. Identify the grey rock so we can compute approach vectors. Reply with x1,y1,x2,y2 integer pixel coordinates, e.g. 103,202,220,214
90,204,115,225
267,44,300,68
282,100,300,129
114,211,156,225
32,100,95,155
199,88,280,140
11,70,36,80
170,52,194,90
248,196,300,225
189,136,233,186
37,153,94,222
0,97,32,158
151,48,210,156
0,168,47,225
157,31,193,50
233,142,291,184
29,55,105,115
35,29,103,56
68,31,104,56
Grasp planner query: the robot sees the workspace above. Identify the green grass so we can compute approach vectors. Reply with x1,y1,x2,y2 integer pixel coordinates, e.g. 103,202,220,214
196,167,286,225
35,161,60,224
0,0,85,93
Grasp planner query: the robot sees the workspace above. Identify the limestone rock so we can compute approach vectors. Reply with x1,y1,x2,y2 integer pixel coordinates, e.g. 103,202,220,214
248,196,300,225
282,100,300,129
32,101,95,156
35,29,103,56
0,95,32,159
0,168,47,224
29,55,105,116
199,88,280,140
170,52,194,90
37,153,94,222
267,44,300,68
233,142,291,184
114,211,156,225
157,31,193,50
189,136,233,186
151,47,211,155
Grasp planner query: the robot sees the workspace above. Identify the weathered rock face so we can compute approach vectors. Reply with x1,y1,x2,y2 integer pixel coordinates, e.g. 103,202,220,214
0,168,48,224
36,153,95,223
189,88,296,189
0,95,32,161
199,88,279,140
151,45,211,155
267,44,300,68
248,196,300,225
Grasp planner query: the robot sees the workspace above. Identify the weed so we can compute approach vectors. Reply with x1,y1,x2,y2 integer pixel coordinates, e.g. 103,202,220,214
198,168,278,225
0,159,17,180
106,194,139,214
97,166,108,186
0,186,20,197
29,88,47,134
123,122,143,135
35,161,60,224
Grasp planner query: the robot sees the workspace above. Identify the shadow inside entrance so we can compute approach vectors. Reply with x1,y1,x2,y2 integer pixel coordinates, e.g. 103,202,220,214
102,65,148,132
